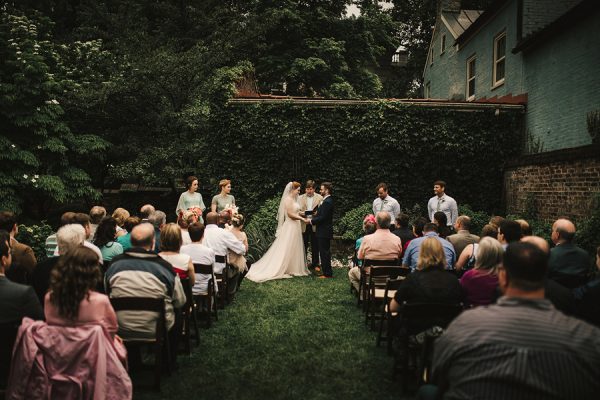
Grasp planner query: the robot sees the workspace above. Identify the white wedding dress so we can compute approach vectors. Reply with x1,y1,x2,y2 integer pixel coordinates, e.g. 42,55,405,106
246,186,309,283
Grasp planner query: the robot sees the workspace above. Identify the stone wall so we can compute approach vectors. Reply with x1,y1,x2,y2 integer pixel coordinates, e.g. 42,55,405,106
503,144,600,220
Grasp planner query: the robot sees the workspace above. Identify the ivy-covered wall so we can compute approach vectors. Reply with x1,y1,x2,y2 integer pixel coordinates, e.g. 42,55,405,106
202,101,523,218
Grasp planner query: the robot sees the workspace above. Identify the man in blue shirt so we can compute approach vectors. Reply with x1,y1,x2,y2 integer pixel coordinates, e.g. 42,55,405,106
402,223,456,271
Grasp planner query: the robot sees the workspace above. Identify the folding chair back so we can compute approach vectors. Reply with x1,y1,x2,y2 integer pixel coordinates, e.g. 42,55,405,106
179,278,200,353
359,259,401,308
366,266,410,328
193,263,218,326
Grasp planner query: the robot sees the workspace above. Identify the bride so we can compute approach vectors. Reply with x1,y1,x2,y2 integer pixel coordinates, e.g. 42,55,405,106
246,182,310,282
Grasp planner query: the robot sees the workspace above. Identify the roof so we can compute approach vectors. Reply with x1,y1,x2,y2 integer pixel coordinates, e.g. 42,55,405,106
455,0,509,46
512,0,598,54
441,10,484,39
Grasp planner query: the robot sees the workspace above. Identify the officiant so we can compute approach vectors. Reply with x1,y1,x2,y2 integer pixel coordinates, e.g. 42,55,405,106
299,180,323,270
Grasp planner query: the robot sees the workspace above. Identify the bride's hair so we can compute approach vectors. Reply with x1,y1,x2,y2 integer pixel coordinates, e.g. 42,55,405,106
292,181,301,190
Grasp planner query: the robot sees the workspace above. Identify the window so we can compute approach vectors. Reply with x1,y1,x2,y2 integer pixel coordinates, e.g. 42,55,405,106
425,82,431,99
440,34,446,54
493,32,506,87
466,55,476,100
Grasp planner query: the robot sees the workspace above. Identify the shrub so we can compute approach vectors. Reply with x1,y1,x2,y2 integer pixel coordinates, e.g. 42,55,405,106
335,203,372,241
577,193,600,254
15,222,53,262
405,203,426,226
245,197,280,263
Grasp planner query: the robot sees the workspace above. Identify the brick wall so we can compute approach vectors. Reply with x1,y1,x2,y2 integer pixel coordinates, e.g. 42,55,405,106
522,0,581,37
503,145,600,220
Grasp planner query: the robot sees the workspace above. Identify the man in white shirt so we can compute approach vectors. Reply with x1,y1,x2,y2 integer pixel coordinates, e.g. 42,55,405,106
427,180,458,227
298,180,323,269
180,222,216,295
203,212,246,297
372,183,401,229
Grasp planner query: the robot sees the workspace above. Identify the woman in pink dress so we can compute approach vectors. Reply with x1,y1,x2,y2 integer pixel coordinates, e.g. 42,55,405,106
44,246,126,362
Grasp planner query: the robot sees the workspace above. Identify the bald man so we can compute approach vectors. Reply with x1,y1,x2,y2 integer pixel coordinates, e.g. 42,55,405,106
139,204,155,221
548,219,591,288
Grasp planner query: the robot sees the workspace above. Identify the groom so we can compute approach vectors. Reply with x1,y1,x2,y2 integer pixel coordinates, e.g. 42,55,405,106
309,182,334,278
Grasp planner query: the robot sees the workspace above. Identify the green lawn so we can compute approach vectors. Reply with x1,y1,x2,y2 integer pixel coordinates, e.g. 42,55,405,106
135,267,407,400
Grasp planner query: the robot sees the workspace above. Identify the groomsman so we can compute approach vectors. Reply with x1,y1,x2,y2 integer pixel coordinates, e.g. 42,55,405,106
372,183,401,229
427,180,458,227
310,182,334,279
299,180,323,269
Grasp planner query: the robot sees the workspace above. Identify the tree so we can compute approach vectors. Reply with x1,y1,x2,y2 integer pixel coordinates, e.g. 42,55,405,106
0,9,108,215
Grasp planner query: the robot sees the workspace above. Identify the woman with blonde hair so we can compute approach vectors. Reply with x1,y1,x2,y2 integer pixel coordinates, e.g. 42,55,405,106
390,237,462,312
459,237,502,306
158,223,195,284
111,208,130,238
211,179,235,213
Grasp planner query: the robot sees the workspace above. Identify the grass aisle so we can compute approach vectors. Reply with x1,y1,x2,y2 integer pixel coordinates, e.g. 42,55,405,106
136,268,404,400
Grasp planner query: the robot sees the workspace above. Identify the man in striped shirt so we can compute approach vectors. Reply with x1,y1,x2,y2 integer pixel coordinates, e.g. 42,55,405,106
427,242,600,400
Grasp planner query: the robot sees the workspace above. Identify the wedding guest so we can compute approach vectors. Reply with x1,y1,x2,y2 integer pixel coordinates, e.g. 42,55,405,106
111,208,130,238
159,223,195,283
92,217,123,263
32,224,86,305
148,210,166,253
427,180,458,227
447,215,480,259
433,211,452,239
180,223,216,295
45,211,76,257
459,237,502,306
299,180,323,269
488,215,505,229
228,214,248,276
348,215,378,292
404,217,428,253
177,210,196,245
177,175,206,224
0,230,44,323
88,206,106,239
218,209,232,229
69,213,103,263
44,247,125,358
392,213,416,253
573,246,600,327
372,183,401,228
211,179,235,213
116,216,141,251
480,223,498,239
516,219,532,237
139,204,155,222
498,219,522,250
548,218,591,288
0,211,36,284
403,223,456,271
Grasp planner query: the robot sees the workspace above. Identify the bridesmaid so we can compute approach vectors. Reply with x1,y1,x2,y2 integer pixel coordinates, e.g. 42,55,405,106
211,179,236,213
176,176,206,224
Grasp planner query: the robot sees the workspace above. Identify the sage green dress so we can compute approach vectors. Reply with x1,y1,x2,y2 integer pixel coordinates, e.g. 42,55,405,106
211,194,235,213
176,191,206,223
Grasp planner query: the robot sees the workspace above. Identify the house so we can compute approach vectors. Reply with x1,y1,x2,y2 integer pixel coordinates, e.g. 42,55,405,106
423,0,600,219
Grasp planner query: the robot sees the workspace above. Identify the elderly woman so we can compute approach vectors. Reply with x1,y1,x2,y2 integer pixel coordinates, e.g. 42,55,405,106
390,238,462,312
347,215,378,293
159,223,195,284
459,237,503,306
176,176,205,224
211,179,235,213
111,208,130,238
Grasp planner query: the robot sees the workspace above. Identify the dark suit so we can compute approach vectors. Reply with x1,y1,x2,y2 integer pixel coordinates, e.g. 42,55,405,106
310,196,334,277
548,243,592,288
0,275,44,324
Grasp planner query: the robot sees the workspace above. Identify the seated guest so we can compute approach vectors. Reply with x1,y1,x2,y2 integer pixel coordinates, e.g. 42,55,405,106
347,215,379,292
159,223,195,284
139,204,155,222
57,213,103,264
390,238,462,313
177,210,196,246
455,223,498,272
480,223,498,239
32,224,86,305
488,215,505,230
548,218,591,288
111,208,130,238
515,218,532,237
45,211,76,257
433,211,451,239
203,212,246,296
573,246,600,327
105,223,186,341
447,215,480,260
459,237,502,306
89,206,106,239
427,242,600,400
218,209,232,229
348,212,402,293
116,216,141,251
0,211,36,284
404,217,428,253
92,217,124,263
44,247,125,361
392,213,416,252
181,222,216,295
148,210,166,253
497,219,521,250
403,223,456,271
0,230,44,323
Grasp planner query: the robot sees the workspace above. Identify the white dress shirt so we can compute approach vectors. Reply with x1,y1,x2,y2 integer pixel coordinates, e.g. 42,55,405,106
202,225,246,273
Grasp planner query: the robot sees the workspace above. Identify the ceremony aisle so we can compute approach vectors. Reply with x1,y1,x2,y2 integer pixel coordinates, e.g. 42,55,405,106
135,268,407,400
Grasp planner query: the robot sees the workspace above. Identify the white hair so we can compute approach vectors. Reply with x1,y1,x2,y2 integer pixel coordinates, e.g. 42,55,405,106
57,224,86,255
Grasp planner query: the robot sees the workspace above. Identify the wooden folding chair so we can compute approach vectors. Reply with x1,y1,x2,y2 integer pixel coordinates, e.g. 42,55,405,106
193,263,218,327
377,277,406,354
359,258,400,309
366,266,409,329
110,297,170,391
393,302,463,392
214,255,228,308
179,278,200,353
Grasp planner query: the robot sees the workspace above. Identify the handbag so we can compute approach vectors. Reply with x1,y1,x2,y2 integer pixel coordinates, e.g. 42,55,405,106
464,243,477,271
